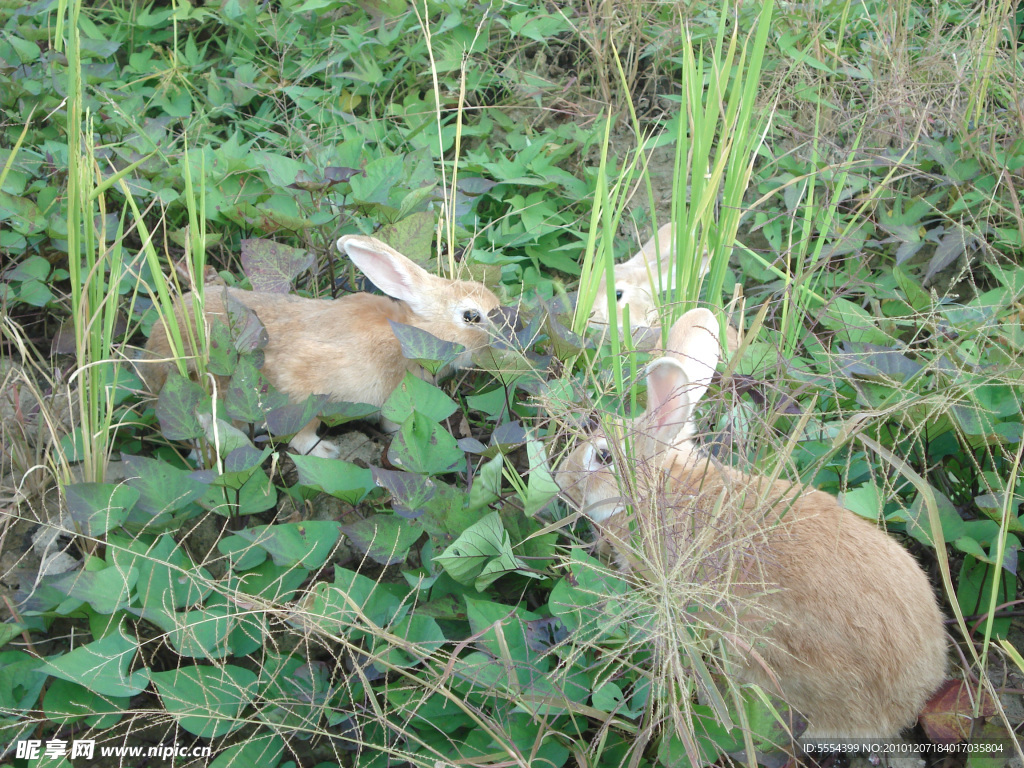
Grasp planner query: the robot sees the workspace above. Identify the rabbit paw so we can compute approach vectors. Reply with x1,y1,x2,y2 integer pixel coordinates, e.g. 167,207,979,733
290,431,341,459
305,440,341,460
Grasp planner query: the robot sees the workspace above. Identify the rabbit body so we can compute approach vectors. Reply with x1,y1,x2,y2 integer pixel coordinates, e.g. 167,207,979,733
143,235,500,457
555,309,947,739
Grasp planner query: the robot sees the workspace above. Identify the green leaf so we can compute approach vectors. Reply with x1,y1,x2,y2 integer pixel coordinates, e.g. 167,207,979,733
290,454,375,505
349,154,404,205
318,399,380,426
142,606,234,659
388,321,465,376
225,355,288,423
224,443,273,474
373,470,475,536
0,623,24,649
110,533,213,611
819,298,892,345
524,438,560,516
151,664,258,738
240,238,315,293
0,190,45,234
592,681,626,713
64,482,140,536
43,678,127,729
47,562,137,614
256,151,311,187
658,705,736,767
264,394,328,437
205,293,270,380
547,550,629,640
381,372,458,425
41,624,150,698
340,514,423,565
955,555,1015,639
466,454,503,512
376,614,446,667
155,372,208,441
900,486,966,548
387,687,474,734
5,254,49,280
0,650,46,723
209,732,285,768
221,521,343,569
200,414,257,457
201,467,279,516
387,411,464,475
221,202,317,232
122,455,210,518
375,211,436,264
0,34,41,64
11,278,54,306
305,567,407,638
232,560,308,602
839,482,882,521
465,596,543,664
436,512,538,590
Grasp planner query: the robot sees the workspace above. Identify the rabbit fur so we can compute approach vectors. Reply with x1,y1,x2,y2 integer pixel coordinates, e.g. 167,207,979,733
586,223,739,353
554,308,947,739
142,235,501,458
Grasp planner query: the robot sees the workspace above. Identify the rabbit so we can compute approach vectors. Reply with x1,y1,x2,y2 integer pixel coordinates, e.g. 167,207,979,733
554,308,947,739
585,223,740,353
143,235,502,459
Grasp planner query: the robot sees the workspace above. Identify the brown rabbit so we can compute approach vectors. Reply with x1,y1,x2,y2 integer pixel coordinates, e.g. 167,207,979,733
143,235,501,458
585,224,740,353
555,308,947,739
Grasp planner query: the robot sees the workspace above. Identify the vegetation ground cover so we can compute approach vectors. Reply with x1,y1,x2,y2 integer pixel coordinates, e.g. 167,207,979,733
1,0,1023,765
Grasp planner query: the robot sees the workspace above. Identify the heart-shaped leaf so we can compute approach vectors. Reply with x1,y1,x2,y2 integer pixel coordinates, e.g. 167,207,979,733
387,411,464,475
290,455,375,505
41,624,150,698
152,664,258,738
381,372,458,425
436,512,537,591
65,482,140,536
155,372,208,441
340,514,423,565
240,238,314,293
388,321,464,376
221,521,343,569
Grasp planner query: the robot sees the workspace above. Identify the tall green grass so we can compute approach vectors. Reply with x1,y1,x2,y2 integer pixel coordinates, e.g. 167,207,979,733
59,0,128,484
56,0,209,483
564,3,782,763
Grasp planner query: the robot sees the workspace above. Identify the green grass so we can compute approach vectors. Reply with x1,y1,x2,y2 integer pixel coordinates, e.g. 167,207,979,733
1,0,1023,764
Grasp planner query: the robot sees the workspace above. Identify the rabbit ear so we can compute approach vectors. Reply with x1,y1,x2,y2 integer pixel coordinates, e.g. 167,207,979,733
337,236,437,313
643,357,692,445
665,308,720,409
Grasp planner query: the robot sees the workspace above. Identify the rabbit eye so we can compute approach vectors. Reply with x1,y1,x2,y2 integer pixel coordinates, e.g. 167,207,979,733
595,448,613,466
462,309,482,324
615,289,624,301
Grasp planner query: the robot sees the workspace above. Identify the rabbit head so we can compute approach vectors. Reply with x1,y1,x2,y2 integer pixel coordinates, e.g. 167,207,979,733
336,235,501,367
588,223,711,334
556,308,721,521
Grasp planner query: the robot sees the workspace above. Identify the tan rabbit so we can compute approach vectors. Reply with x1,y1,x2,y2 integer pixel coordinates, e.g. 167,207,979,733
585,224,741,353
555,308,947,739
143,235,501,458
